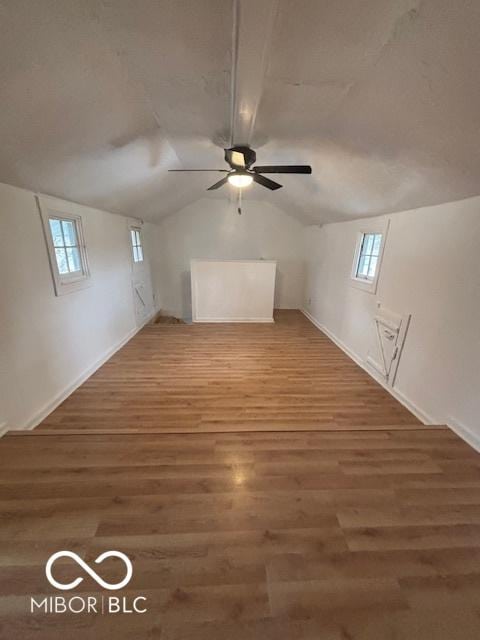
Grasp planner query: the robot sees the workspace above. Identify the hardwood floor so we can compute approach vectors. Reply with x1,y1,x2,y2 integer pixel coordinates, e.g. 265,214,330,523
35,310,419,433
2,310,478,638
0,428,479,639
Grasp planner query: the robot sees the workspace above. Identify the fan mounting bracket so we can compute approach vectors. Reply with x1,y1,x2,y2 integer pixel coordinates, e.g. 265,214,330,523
225,146,256,170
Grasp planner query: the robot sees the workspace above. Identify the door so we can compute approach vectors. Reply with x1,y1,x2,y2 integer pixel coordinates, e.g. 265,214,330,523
366,305,411,387
129,224,154,327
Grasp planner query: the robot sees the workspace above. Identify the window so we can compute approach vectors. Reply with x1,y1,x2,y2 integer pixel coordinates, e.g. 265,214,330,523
49,217,84,277
130,228,144,262
355,233,382,281
351,223,388,294
39,198,90,296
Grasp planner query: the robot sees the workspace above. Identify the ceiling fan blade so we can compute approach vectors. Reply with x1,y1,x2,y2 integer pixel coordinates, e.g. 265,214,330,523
253,173,283,190
207,176,229,190
253,165,312,174
168,169,228,172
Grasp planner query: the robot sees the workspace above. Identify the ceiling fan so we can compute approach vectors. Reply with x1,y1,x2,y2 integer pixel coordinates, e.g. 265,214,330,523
168,146,312,191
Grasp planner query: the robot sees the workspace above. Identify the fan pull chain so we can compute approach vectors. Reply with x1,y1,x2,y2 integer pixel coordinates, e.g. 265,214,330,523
237,188,242,215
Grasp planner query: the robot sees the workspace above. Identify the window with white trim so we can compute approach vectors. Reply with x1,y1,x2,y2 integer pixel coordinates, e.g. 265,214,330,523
49,217,84,277
130,228,144,262
354,233,382,281
351,227,387,295
40,205,90,296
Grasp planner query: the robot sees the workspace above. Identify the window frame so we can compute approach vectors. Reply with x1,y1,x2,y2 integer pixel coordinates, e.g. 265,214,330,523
39,200,91,296
130,226,144,263
354,232,382,282
351,222,389,294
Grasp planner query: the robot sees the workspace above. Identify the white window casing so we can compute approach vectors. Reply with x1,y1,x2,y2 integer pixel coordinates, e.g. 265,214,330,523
130,227,144,263
351,219,390,294
37,196,91,296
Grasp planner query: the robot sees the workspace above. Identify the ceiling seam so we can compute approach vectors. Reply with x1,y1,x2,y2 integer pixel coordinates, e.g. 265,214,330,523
229,0,241,147
244,0,279,145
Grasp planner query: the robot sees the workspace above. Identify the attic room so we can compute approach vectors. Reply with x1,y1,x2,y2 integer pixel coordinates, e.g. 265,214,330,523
0,1,479,638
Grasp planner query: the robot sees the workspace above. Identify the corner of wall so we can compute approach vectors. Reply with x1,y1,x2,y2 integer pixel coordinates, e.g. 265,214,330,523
301,308,436,426
18,307,158,432
447,419,480,453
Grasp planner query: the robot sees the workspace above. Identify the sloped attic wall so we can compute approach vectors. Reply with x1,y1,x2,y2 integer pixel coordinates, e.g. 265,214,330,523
0,181,157,430
151,199,305,319
303,194,480,446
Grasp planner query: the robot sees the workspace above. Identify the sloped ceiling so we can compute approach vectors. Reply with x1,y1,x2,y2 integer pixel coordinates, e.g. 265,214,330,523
0,0,480,224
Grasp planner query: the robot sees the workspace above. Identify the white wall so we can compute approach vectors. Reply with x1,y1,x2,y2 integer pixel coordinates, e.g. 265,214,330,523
153,198,305,319
303,196,480,446
4,173,477,450
0,182,156,430
191,259,277,322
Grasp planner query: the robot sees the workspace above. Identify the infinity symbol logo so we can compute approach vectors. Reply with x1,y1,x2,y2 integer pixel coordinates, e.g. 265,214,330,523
46,551,133,591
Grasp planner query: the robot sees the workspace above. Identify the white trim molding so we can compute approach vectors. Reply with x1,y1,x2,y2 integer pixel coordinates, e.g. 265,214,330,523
192,317,274,323
23,329,136,430
447,419,480,453
37,195,92,297
301,308,435,426
18,308,157,431
350,219,390,294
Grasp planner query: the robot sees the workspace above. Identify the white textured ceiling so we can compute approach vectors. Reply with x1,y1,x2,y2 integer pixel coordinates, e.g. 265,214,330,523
1,0,480,224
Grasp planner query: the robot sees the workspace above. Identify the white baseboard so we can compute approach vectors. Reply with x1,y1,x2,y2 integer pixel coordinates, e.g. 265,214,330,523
192,317,274,323
447,419,480,453
15,311,157,432
301,308,435,426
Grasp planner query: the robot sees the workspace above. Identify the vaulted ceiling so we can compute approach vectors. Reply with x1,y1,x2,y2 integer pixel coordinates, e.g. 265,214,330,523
1,0,480,224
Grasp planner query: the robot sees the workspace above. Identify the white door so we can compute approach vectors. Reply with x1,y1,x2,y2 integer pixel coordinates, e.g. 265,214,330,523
129,224,154,327
366,305,411,387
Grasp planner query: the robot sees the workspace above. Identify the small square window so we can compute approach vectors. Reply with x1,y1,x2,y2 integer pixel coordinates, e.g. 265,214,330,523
39,199,91,296
130,227,144,263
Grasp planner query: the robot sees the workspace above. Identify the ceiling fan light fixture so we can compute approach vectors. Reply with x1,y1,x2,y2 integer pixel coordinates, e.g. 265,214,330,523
168,146,311,192
228,172,253,188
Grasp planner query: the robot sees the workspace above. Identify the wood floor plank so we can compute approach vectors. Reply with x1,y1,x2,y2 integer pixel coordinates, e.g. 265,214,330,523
1,427,479,637
344,524,480,551
1,312,479,638
268,577,408,617
31,310,420,434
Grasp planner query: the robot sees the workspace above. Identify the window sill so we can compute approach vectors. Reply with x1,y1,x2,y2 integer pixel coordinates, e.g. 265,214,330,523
350,276,379,294
54,276,92,296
